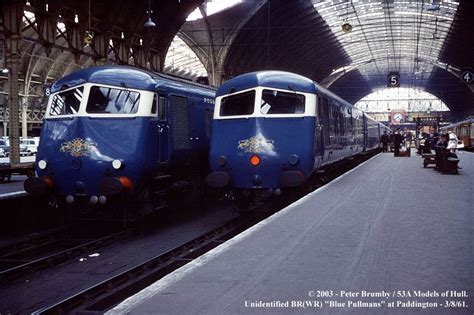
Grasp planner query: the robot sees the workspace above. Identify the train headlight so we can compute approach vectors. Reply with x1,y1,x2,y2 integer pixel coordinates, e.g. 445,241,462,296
90,196,99,205
288,154,300,166
99,195,107,204
38,160,48,170
66,195,75,204
112,159,123,170
250,155,261,167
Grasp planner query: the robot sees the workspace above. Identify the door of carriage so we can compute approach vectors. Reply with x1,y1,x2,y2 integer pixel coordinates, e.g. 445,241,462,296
317,96,329,157
156,93,170,163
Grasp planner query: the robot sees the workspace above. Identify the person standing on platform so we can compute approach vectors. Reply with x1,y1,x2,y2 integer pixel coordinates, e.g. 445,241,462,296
388,130,394,152
393,128,403,156
417,127,425,154
404,128,413,156
434,133,448,171
420,132,431,154
428,126,439,151
404,128,413,149
447,133,459,158
380,131,389,152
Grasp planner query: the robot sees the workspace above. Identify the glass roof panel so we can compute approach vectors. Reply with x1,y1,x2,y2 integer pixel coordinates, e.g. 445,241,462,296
164,35,207,79
187,0,242,21
355,87,450,112
313,0,459,88
57,21,66,34
23,10,36,24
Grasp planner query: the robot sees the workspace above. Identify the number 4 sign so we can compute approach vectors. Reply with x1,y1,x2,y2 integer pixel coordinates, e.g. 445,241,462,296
460,71,473,84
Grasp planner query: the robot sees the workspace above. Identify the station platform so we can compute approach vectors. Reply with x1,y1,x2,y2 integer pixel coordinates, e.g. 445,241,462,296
0,156,35,200
108,151,473,314
0,155,36,165
0,177,28,200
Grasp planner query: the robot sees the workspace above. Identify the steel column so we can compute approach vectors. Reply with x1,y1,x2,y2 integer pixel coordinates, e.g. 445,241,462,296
6,36,21,165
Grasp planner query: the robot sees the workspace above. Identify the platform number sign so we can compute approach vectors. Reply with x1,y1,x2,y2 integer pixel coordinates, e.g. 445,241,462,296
460,71,473,84
387,72,400,87
44,86,51,97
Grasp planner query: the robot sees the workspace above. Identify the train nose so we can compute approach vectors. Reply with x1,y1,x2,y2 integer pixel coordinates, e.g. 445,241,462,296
75,181,85,193
252,174,263,187
206,172,230,188
71,159,82,170
24,176,55,195
279,171,306,187
98,176,133,195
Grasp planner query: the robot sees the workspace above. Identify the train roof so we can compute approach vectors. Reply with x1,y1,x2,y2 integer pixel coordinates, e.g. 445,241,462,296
216,70,356,110
216,71,317,97
50,65,215,95
440,117,474,129
216,70,383,127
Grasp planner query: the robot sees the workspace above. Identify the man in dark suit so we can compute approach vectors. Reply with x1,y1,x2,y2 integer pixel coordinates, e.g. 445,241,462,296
428,126,439,151
393,128,403,156
380,131,389,152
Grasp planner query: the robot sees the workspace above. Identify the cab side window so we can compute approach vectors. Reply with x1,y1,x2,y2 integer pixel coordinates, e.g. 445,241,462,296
156,94,166,120
157,95,166,120
151,94,157,115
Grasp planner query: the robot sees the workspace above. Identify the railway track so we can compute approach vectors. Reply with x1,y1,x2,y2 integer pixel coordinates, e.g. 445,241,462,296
0,225,72,258
0,222,134,281
1,151,379,313
32,213,269,314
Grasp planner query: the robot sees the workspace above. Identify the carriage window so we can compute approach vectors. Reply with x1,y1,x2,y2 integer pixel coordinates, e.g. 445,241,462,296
86,86,140,114
151,94,157,114
220,91,255,116
49,87,84,116
321,97,330,145
260,89,305,115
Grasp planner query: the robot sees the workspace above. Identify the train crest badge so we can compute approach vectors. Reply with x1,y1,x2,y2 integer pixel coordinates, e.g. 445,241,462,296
60,138,97,157
238,135,275,154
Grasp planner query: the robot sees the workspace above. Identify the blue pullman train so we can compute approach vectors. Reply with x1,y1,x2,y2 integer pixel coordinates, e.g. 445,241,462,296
206,71,389,203
25,66,215,210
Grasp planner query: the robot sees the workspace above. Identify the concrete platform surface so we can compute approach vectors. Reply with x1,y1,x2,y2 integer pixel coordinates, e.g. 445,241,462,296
0,175,28,199
108,152,472,314
0,156,35,198
0,156,36,165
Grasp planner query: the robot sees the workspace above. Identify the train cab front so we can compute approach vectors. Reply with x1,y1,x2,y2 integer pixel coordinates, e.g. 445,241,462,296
24,79,157,207
207,72,317,196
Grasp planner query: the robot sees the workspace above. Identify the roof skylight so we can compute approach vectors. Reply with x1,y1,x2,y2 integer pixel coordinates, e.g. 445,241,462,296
164,35,207,79
312,0,459,86
186,0,242,21
355,87,450,113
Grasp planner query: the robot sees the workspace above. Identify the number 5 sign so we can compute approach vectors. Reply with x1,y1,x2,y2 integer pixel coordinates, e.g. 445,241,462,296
387,72,400,87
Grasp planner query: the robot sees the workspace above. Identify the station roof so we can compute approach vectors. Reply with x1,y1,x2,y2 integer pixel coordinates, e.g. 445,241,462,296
1,0,473,119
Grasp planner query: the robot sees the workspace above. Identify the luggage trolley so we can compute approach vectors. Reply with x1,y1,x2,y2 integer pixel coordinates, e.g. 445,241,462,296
422,153,436,168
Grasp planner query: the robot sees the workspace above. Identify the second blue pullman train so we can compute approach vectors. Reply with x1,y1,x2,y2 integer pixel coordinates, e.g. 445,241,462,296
206,71,388,204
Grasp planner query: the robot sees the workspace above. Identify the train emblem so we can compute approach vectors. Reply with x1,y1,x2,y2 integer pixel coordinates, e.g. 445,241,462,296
60,138,97,157
237,136,275,154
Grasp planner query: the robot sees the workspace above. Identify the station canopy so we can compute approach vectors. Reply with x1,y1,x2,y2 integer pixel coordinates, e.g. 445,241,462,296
314,0,460,87
1,0,472,119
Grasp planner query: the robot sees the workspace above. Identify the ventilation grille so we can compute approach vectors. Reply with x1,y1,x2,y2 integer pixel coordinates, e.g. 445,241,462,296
170,96,190,150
